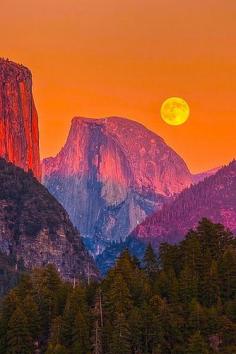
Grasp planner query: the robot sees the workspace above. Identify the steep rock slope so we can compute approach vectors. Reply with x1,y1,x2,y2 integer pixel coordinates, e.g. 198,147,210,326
133,160,236,246
0,59,41,179
0,158,98,281
42,117,192,253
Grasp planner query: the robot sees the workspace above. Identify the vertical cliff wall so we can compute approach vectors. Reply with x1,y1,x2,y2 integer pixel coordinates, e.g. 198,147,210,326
0,59,41,179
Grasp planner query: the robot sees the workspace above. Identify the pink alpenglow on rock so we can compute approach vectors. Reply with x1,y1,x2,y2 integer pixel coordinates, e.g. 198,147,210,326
0,59,41,180
42,116,192,254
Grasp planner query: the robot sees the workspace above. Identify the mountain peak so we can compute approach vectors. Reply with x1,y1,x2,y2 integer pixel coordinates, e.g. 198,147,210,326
71,116,164,138
43,116,192,254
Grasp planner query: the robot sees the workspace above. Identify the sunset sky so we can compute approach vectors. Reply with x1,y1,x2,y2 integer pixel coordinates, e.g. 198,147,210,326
1,0,235,173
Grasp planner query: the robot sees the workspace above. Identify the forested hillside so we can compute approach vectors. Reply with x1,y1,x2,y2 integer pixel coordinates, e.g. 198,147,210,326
0,219,235,354
134,160,236,245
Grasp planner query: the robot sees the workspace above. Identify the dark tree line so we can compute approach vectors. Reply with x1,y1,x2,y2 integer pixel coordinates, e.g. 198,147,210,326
0,219,235,353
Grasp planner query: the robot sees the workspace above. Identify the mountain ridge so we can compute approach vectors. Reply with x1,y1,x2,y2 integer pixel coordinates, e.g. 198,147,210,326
132,160,236,245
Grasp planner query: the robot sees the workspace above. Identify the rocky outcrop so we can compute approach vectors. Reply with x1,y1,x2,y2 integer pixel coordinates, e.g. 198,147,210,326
42,116,192,254
0,158,98,282
0,59,41,179
133,160,236,246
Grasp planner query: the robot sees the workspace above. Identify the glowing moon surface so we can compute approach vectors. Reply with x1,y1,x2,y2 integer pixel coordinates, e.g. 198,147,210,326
161,97,190,126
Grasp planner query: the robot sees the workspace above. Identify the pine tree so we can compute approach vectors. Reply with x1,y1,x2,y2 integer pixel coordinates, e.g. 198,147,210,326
155,268,179,303
6,307,33,354
110,312,131,354
31,266,64,336
60,295,78,348
143,243,159,279
23,294,41,340
36,265,62,294
141,301,156,353
159,243,179,273
91,319,103,354
128,307,142,353
106,249,149,308
179,266,198,304
219,248,236,301
225,299,236,322
151,296,183,353
46,343,69,354
91,289,103,354
15,274,33,300
205,306,220,337
72,310,90,354
220,316,236,349
187,299,206,335
1,290,19,324
106,271,133,316
186,331,209,354
0,290,20,353
61,286,89,350
202,260,220,307
197,219,235,261
48,316,63,347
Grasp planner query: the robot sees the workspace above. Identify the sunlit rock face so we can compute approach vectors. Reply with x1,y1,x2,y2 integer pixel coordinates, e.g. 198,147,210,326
0,59,41,179
132,160,236,246
42,117,192,254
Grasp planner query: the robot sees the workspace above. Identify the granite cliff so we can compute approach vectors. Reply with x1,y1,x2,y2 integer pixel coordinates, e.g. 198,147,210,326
42,116,192,255
0,59,41,179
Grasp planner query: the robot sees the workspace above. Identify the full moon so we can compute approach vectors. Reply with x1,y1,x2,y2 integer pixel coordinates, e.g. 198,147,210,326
161,97,190,126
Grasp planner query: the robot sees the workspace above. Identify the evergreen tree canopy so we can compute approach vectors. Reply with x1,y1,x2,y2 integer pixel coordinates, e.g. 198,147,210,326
0,219,235,353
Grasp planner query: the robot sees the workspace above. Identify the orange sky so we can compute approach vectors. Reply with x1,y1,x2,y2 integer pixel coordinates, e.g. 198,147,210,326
0,0,235,173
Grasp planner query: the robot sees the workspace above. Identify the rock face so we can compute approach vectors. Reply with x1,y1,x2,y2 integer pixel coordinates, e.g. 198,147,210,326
0,158,98,282
42,116,192,254
133,160,236,246
0,59,41,179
